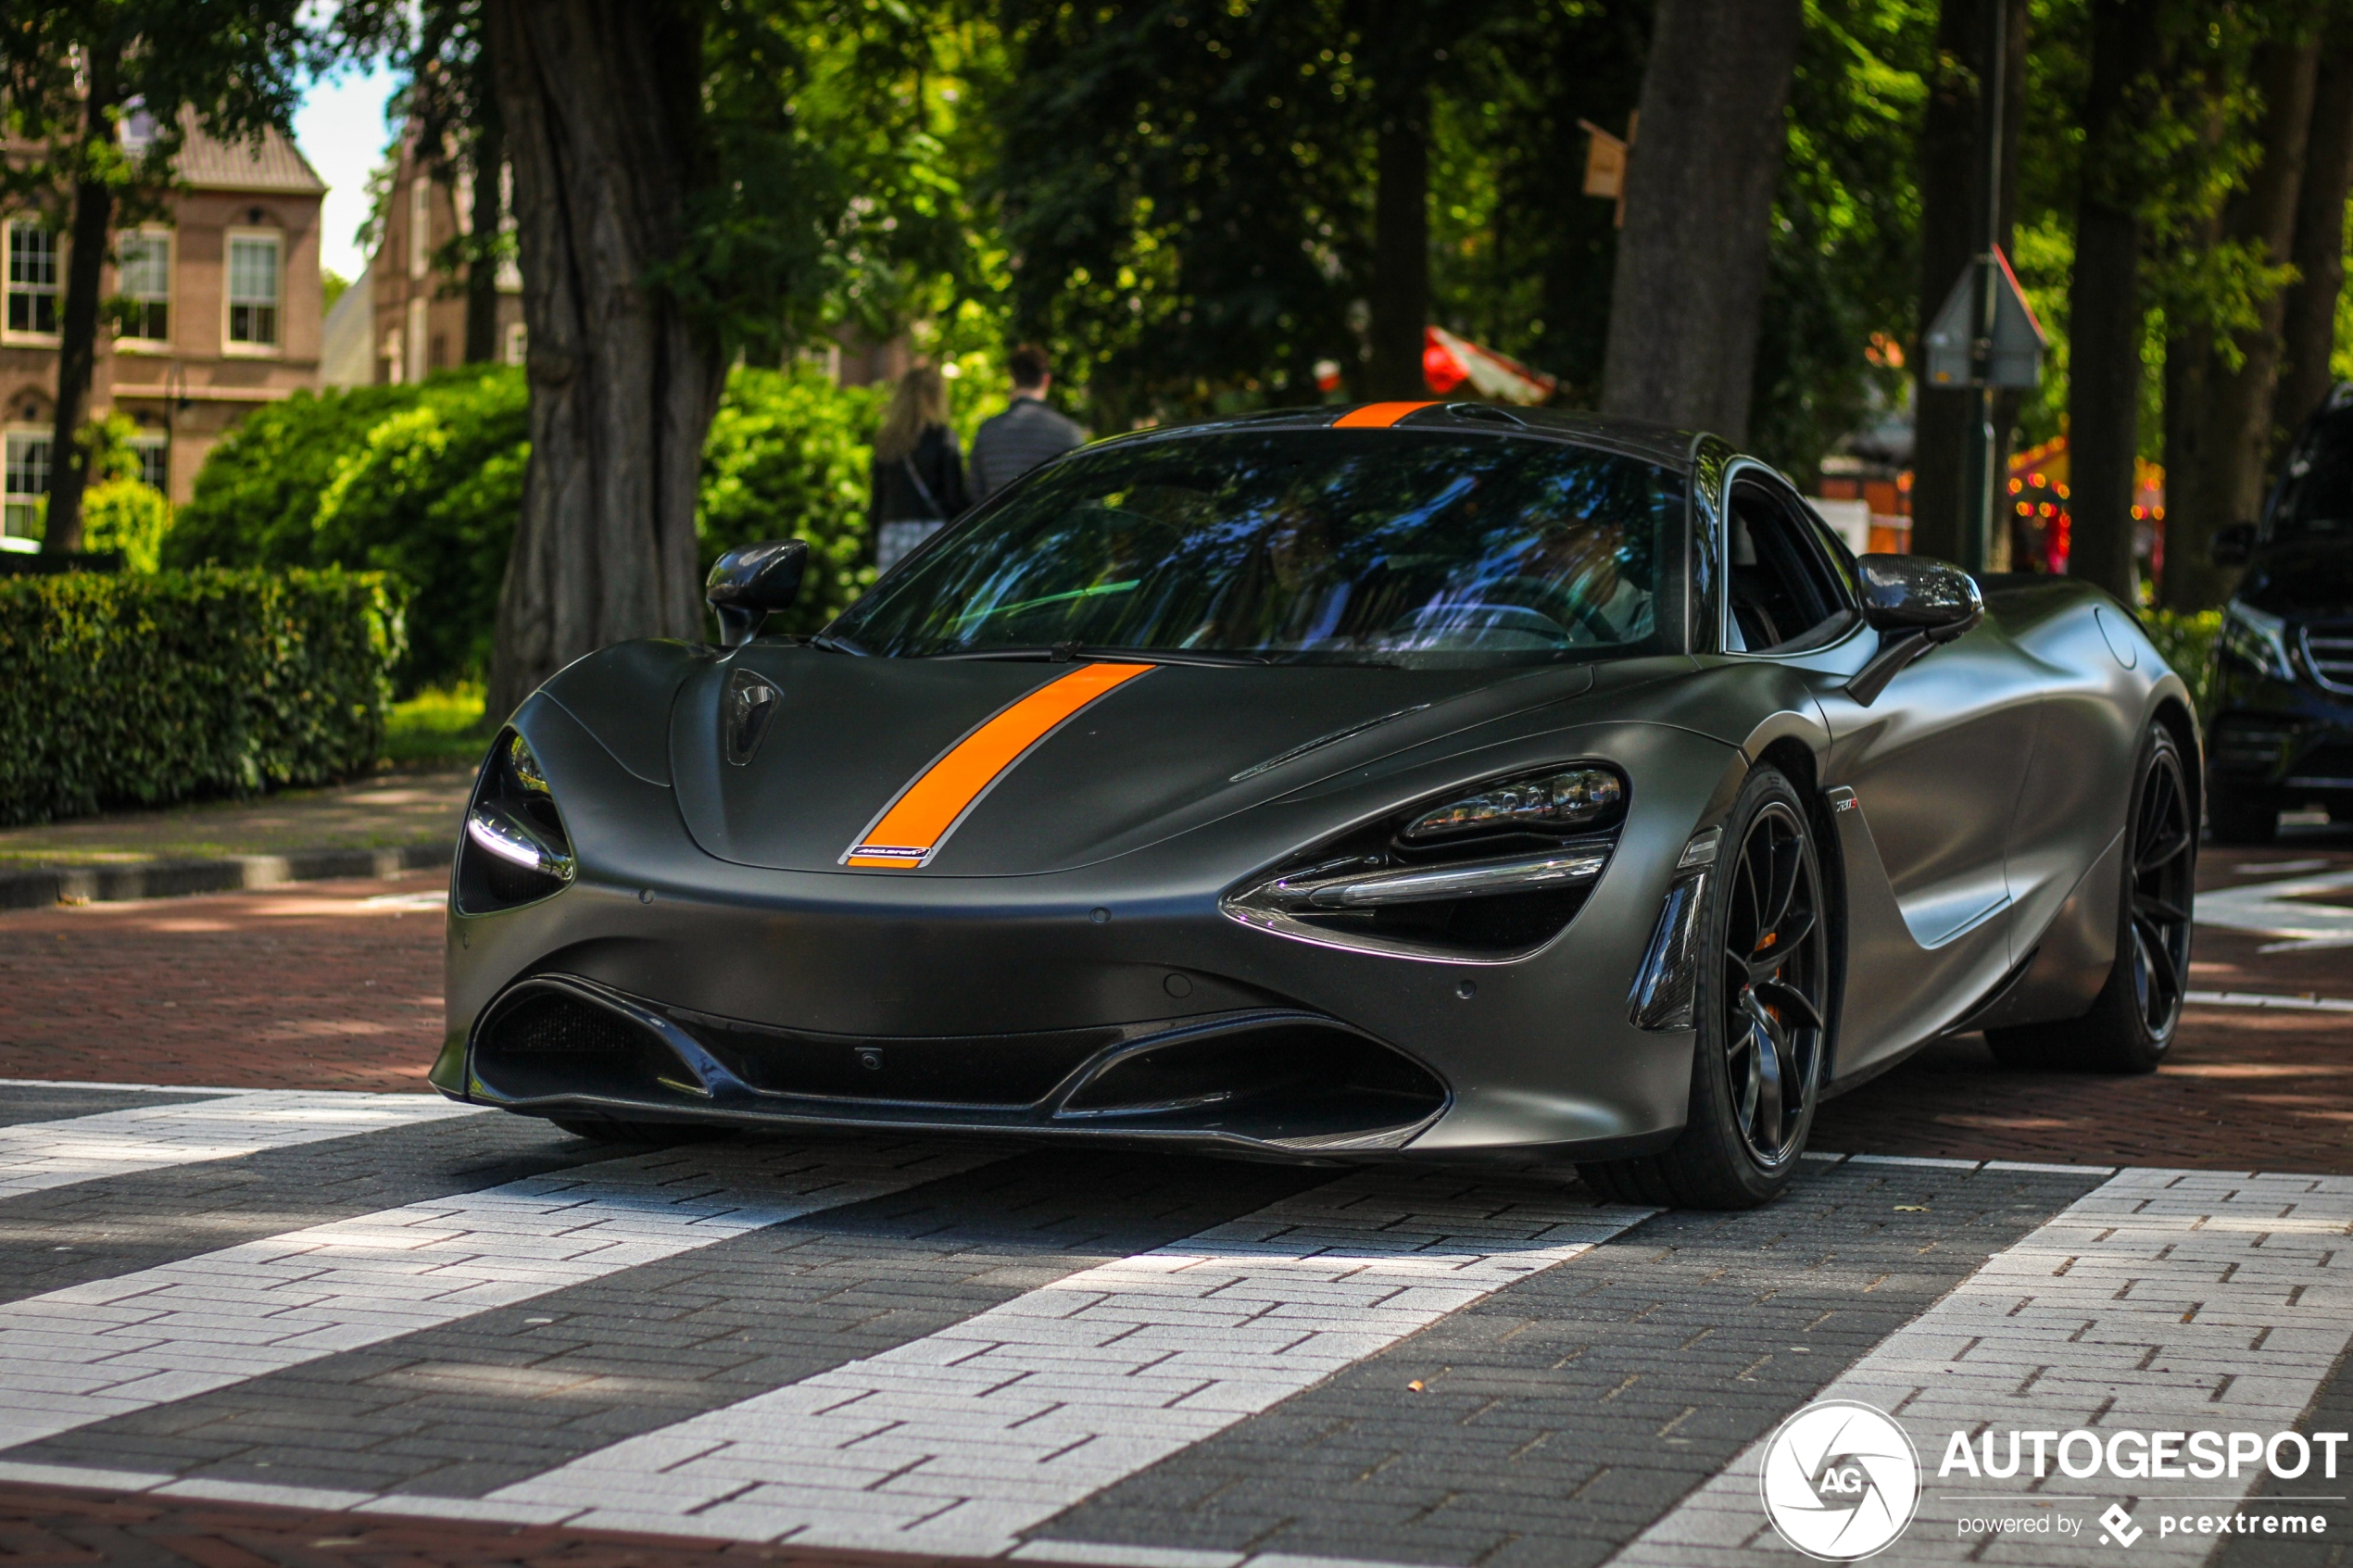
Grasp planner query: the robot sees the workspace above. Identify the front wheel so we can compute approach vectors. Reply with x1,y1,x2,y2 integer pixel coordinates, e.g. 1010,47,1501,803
1986,723,2195,1073
1581,765,1831,1210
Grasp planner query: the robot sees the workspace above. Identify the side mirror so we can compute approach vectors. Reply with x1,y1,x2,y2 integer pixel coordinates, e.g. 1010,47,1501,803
2211,523,2257,567
1855,555,1985,640
706,539,809,648
1845,555,1986,706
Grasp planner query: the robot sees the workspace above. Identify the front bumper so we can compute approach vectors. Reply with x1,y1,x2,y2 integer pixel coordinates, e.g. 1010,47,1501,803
436,694,1742,1161
2207,661,2353,804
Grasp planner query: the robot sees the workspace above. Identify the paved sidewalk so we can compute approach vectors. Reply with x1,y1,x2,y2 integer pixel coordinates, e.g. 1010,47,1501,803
0,771,472,909
0,771,472,866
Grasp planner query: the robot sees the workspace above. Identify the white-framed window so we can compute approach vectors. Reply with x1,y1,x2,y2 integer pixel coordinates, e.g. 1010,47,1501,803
504,320,527,366
406,295,426,384
4,429,51,539
224,229,281,350
116,228,170,344
127,432,168,493
409,175,432,279
6,221,60,340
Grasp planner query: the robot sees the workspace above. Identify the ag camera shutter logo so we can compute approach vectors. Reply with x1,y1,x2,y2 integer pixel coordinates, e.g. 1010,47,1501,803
1759,1400,1922,1560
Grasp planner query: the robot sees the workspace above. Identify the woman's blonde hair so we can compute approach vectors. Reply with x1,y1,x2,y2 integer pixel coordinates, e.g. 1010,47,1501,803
875,364,950,462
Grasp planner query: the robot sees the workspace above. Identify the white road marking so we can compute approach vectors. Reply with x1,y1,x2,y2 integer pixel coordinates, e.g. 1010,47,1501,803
2196,868,2353,952
0,1136,1001,1450
0,1091,480,1202
1606,1168,2353,1566
484,1169,1650,1556
2185,989,2353,1013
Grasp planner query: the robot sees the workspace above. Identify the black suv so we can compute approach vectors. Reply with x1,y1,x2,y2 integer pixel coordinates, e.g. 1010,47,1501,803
2207,383,2353,842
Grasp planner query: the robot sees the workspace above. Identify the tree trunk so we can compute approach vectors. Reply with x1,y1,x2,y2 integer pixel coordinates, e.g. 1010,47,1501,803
463,119,505,365
42,42,121,557
2164,31,2322,611
1909,0,2028,564
2274,20,2353,458
484,0,724,719
2065,0,2161,602
1600,0,1804,442
1365,55,1429,399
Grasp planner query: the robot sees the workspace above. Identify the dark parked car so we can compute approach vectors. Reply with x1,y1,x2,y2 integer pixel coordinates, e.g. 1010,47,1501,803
2207,383,2353,842
436,403,2198,1210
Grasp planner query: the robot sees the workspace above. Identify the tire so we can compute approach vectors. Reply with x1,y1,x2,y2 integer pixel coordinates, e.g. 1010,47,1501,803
2207,781,2278,845
1985,723,2196,1074
1580,765,1831,1210
549,1116,729,1145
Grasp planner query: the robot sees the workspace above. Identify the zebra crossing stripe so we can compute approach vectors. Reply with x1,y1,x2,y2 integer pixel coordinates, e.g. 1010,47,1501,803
0,1089,480,1202
483,1168,1652,1555
1606,1168,2353,1566
0,1135,1003,1451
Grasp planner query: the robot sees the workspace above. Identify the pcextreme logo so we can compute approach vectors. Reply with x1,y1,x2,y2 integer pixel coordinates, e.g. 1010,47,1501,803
1759,1400,1923,1561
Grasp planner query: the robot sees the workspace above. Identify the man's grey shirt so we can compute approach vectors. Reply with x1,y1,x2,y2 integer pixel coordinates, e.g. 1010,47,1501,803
970,395,1087,498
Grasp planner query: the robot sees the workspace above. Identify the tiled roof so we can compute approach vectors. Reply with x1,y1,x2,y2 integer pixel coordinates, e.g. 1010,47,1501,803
170,107,325,194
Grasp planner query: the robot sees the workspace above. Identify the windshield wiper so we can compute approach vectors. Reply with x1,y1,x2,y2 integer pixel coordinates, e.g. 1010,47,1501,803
809,632,866,656
926,643,1270,667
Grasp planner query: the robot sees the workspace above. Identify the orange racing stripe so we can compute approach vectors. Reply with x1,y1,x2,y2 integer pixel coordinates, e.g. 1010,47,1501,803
1332,401,1436,429
842,661,1156,869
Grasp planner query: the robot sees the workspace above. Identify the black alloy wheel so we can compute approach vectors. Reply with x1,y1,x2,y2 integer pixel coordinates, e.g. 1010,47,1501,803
1988,723,2196,1073
1582,765,1830,1209
2122,737,2196,1042
1720,799,1829,1168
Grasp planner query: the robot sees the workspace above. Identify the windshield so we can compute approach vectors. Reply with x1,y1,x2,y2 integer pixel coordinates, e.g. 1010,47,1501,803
828,428,1684,667
2271,408,2353,538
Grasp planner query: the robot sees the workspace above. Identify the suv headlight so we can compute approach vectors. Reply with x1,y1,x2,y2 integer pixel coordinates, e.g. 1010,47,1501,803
2221,600,2294,681
456,730,575,914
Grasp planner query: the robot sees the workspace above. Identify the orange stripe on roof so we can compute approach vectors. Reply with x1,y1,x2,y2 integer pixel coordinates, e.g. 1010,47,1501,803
842,661,1155,869
1333,401,1437,429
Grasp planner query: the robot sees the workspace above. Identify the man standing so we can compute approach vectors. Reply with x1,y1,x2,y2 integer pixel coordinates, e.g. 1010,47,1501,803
970,345,1087,498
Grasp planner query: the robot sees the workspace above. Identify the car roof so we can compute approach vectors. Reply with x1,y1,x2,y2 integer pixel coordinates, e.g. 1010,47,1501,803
1089,402,1704,472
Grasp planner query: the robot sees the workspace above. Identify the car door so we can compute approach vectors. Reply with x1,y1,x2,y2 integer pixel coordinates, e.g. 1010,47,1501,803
1721,471,2039,1072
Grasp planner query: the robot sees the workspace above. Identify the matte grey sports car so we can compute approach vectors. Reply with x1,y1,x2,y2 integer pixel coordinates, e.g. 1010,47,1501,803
432,400,2199,1208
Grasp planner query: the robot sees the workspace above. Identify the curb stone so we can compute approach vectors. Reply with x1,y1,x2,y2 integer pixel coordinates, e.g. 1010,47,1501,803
0,843,452,910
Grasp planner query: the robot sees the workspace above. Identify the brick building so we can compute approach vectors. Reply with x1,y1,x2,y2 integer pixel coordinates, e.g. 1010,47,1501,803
2,110,325,530
350,125,523,388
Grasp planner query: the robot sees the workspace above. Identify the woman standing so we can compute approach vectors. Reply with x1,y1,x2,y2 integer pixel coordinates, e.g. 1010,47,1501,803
869,365,971,571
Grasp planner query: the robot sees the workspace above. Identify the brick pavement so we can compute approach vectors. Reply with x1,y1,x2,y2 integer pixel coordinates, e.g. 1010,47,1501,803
0,1482,1000,1568
0,876,447,1091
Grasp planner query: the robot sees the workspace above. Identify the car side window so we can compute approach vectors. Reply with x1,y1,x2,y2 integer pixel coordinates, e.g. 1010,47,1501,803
1725,481,1853,653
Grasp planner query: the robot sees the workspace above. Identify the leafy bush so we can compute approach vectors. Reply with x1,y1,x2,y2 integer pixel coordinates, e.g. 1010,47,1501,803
166,369,526,694
700,365,887,631
0,568,404,826
171,363,892,682
81,479,170,571
2143,608,2221,716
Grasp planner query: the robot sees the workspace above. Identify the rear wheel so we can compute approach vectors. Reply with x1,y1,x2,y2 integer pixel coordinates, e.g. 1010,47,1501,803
1581,766,1829,1210
1986,724,2195,1073
2207,781,2278,845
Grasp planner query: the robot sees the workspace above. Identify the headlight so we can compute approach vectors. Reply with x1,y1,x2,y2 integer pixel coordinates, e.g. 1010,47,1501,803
1221,762,1627,960
1401,766,1623,841
456,730,575,914
2221,600,2294,682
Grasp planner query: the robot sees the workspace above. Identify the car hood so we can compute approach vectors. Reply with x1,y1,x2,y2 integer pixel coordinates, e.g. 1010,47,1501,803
670,648,1595,876
2241,535,2353,618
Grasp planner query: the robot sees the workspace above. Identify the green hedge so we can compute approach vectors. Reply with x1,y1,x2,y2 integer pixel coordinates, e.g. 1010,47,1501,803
0,568,405,827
